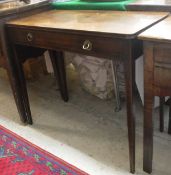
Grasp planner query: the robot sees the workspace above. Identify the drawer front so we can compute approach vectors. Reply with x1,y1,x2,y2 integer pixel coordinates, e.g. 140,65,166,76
154,65,171,88
154,45,171,88
154,45,171,64
7,27,125,58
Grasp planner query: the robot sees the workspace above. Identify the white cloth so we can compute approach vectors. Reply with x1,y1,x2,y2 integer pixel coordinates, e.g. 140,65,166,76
72,54,115,99
44,51,125,100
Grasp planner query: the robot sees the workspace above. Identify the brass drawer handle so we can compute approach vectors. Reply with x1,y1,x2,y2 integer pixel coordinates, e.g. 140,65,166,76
82,40,92,51
27,32,33,42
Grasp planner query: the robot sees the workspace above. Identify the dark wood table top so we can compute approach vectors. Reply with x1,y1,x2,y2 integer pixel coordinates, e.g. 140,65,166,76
127,0,171,12
139,16,171,43
7,10,169,39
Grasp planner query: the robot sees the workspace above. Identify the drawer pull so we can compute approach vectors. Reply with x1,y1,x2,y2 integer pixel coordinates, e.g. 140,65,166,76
82,40,92,51
27,33,33,42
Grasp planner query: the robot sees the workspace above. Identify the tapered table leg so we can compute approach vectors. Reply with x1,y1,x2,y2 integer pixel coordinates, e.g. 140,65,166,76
124,50,135,174
159,97,165,132
12,45,33,124
143,43,154,174
49,50,69,102
143,92,154,173
168,99,171,134
2,34,28,124
111,60,121,112
6,62,28,124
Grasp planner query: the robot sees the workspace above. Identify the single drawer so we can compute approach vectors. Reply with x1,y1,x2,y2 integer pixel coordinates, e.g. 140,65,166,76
154,62,171,88
154,45,171,64
154,44,171,88
7,27,126,58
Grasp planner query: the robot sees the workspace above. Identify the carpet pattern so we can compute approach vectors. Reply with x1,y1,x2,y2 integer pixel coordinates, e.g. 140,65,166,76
0,125,88,175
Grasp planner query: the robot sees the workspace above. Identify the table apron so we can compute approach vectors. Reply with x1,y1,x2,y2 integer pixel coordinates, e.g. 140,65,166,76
144,41,171,96
7,27,128,59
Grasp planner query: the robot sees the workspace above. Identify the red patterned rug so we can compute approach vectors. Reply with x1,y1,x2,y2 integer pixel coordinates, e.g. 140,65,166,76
0,125,89,175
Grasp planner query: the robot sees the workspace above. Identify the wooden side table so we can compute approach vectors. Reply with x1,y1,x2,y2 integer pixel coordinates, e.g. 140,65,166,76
5,10,169,173
127,0,171,11
139,16,171,174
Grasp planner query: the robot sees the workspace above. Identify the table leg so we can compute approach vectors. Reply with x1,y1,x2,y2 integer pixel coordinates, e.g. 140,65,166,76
12,45,33,124
143,43,154,174
168,99,171,134
124,53,135,173
143,90,154,173
111,60,121,112
159,97,165,132
2,33,28,123
6,62,28,124
49,50,68,102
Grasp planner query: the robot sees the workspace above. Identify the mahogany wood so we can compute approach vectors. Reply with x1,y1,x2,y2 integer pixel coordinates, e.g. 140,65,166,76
6,10,169,173
169,101,171,134
49,50,69,102
139,16,171,173
159,97,165,132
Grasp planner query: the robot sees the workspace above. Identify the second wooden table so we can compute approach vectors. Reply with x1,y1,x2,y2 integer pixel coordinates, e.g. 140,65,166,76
139,15,171,174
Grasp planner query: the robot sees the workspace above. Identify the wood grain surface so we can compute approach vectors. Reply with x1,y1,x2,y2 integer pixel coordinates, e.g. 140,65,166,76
7,10,169,38
139,16,171,43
